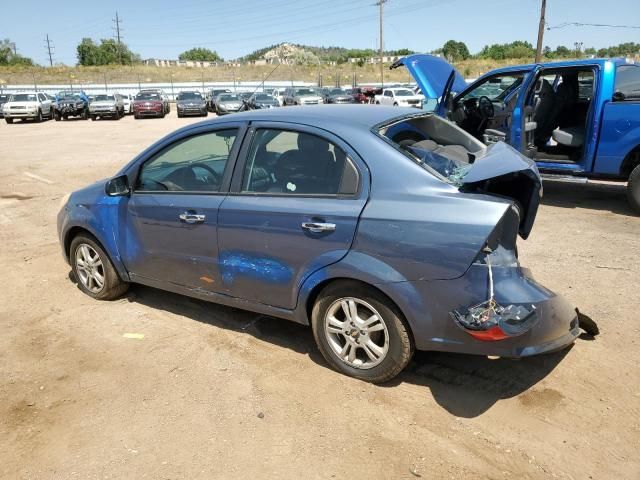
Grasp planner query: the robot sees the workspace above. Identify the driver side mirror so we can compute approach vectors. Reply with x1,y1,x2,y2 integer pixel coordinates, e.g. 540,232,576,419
106,175,130,197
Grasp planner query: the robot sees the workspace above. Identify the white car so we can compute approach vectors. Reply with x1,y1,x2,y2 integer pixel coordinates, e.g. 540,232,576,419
269,88,286,106
2,92,54,123
120,94,133,114
375,88,423,108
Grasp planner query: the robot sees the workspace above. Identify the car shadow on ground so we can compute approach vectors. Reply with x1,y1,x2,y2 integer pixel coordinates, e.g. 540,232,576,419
106,281,575,418
541,180,634,216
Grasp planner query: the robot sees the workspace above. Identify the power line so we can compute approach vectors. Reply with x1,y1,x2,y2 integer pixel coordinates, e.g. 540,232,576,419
44,34,55,67
547,22,640,30
113,11,124,64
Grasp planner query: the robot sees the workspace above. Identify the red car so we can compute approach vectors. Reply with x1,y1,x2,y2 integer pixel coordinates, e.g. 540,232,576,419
133,90,168,119
350,87,368,104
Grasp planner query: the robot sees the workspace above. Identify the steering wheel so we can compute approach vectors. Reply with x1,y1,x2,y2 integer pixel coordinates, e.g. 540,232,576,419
478,96,494,119
190,162,222,185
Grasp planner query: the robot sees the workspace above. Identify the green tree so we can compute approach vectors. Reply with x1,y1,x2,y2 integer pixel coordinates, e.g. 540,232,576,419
0,39,34,66
178,47,222,62
76,38,139,65
442,40,470,61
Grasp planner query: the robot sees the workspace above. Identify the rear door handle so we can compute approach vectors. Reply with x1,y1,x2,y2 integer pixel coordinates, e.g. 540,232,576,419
301,222,336,233
179,212,206,224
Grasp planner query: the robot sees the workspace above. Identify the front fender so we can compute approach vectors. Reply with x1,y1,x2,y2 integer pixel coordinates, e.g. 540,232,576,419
60,189,130,281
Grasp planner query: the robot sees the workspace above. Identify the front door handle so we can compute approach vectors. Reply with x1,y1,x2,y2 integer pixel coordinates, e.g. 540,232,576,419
179,212,206,224
301,222,336,233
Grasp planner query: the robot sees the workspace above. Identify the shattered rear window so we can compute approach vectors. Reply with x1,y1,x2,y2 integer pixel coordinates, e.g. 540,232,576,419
377,114,475,186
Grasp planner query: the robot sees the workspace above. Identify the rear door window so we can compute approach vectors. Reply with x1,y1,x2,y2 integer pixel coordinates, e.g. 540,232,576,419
241,129,357,195
614,65,640,101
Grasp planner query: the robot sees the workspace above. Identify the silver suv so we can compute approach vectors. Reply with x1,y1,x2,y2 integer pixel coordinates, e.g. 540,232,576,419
283,87,324,106
89,93,125,120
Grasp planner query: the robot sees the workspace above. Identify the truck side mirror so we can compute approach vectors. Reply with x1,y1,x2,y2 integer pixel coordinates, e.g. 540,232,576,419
105,175,130,197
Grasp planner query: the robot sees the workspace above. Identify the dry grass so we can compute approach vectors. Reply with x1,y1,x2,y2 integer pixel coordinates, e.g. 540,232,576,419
0,58,540,87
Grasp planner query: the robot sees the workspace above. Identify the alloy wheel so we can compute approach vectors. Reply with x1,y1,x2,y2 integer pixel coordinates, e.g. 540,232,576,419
75,244,105,293
324,297,390,369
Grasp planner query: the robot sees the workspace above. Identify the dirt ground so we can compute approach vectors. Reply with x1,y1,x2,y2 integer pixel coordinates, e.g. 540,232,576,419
1,113,638,480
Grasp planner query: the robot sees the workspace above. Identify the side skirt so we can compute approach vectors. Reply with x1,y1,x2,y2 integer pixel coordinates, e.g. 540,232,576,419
128,273,307,325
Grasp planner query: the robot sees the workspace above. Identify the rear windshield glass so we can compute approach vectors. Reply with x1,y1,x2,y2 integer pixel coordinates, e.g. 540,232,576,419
377,114,478,185
615,65,640,100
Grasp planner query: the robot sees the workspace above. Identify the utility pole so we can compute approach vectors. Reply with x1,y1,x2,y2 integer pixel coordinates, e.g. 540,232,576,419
375,0,387,88
535,0,546,63
113,11,124,64
44,34,54,67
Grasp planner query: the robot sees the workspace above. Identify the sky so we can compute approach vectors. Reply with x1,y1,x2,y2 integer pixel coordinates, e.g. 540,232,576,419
2,0,639,66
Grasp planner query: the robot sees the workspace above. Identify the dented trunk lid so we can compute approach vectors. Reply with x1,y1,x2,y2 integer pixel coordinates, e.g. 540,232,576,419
460,142,542,239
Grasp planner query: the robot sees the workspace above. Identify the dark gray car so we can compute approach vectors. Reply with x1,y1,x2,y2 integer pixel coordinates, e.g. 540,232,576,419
322,87,356,104
176,91,208,118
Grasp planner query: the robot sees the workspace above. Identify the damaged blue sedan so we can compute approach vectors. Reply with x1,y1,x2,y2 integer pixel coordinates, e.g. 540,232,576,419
57,105,580,382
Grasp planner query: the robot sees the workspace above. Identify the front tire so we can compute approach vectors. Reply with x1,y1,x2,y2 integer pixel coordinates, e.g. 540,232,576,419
35,109,43,122
627,163,640,213
5,117,13,124
311,281,413,383
70,234,129,300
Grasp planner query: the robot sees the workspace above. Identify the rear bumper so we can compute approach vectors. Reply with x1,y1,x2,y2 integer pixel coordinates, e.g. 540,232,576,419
387,264,580,357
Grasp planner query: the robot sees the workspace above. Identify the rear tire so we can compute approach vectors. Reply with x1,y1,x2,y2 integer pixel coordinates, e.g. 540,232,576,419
311,281,413,383
627,163,640,214
70,234,129,300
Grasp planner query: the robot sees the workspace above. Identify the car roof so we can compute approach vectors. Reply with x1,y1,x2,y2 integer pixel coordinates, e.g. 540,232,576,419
204,104,413,130
487,57,631,75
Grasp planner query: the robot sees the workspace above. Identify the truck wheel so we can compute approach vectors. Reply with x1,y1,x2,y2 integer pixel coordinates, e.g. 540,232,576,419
311,281,414,383
5,117,13,124
627,163,640,214
90,115,96,121
54,111,61,121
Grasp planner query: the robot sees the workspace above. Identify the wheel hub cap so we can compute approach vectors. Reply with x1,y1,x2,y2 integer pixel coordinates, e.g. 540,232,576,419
324,297,390,369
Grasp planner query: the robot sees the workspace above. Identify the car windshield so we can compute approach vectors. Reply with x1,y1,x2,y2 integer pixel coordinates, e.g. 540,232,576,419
463,74,524,101
93,95,114,101
59,92,81,100
254,94,274,101
295,88,318,96
136,93,161,100
328,89,343,95
219,94,239,101
177,92,202,100
10,94,37,102
394,89,413,97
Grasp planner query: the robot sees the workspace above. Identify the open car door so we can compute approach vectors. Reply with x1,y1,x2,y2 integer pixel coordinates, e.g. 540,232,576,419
390,54,467,116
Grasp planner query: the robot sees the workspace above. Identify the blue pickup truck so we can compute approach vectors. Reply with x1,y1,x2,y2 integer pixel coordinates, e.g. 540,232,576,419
392,55,640,212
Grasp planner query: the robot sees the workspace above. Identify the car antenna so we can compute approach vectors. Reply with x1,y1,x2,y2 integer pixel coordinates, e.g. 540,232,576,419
240,61,282,110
